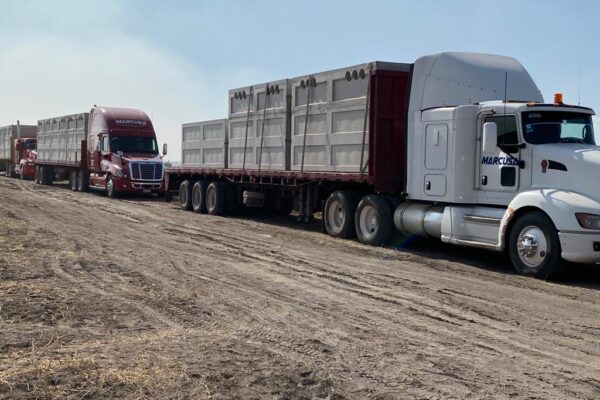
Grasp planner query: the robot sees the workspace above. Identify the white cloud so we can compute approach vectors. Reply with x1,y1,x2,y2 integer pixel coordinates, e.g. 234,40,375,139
0,30,229,162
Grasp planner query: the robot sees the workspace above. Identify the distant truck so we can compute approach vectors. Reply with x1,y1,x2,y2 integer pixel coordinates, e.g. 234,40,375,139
34,106,167,197
0,123,37,178
168,51,598,279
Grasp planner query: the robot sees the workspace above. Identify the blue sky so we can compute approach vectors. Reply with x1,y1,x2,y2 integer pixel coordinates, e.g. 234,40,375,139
1,0,599,160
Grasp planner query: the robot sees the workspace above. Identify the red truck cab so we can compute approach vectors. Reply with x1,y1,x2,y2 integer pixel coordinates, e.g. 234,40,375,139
86,107,166,198
12,138,37,179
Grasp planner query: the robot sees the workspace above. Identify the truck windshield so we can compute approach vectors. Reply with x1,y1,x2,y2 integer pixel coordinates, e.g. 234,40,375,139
522,111,595,145
24,141,36,150
110,136,158,154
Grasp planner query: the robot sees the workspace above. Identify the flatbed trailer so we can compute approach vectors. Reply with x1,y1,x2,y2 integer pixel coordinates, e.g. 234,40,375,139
167,52,600,279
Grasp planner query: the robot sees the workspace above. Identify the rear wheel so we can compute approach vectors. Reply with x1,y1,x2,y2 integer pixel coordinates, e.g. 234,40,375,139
324,191,358,238
508,212,563,279
77,170,89,192
69,170,78,191
106,176,118,198
206,182,226,216
355,195,393,246
178,180,193,210
34,166,40,183
191,181,208,214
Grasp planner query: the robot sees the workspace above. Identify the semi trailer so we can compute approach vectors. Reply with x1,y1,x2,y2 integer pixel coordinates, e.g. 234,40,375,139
166,52,599,279
0,123,37,178
34,106,167,197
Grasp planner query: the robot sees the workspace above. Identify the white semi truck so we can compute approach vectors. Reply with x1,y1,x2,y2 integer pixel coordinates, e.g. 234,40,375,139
167,52,599,279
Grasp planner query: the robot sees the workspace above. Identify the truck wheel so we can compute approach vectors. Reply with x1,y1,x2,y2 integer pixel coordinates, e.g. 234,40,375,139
206,182,226,216
106,176,118,198
508,211,563,279
44,167,53,185
40,165,49,185
77,170,89,192
178,180,193,210
34,166,40,184
355,195,393,246
324,191,358,238
191,181,208,214
19,167,25,180
7,164,15,178
69,170,78,191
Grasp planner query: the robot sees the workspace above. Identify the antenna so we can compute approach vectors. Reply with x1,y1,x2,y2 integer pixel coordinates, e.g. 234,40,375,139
503,72,507,142
578,63,582,106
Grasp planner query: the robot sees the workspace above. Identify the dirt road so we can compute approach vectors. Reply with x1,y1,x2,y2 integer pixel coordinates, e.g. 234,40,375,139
1,177,599,399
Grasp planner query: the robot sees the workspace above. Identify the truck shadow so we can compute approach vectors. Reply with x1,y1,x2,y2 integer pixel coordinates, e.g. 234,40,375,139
392,236,600,290
220,210,600,290
48,182,166,202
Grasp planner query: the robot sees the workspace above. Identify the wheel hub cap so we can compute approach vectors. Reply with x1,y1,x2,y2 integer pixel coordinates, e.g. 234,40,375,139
517,226,548,268
359,205,379,239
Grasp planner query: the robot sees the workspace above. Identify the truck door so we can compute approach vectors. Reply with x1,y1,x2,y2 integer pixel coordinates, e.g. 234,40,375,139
478,114,521,192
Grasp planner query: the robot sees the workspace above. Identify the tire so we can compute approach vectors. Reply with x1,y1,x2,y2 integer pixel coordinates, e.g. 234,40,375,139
191,181,208,214
206,182,226,216
106,176,118,198
7,164,15,178
69,170,78,191
19,167,25,180
40,166,49,185
179,180,193,210
508,211,563,279
34,166,40,184
355,195,393,246
77,170,89,192
324,191,358,238
44,166,53,185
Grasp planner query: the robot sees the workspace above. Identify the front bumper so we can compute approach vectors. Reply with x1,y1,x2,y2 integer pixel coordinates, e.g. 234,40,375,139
559,231,600,264
113,177,164,193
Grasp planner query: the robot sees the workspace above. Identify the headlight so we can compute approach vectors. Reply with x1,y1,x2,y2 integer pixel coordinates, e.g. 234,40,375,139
113,168,125,178
575,213,600,229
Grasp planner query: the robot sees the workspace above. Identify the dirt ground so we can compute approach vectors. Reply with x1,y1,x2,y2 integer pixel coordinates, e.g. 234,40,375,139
1,176,599,400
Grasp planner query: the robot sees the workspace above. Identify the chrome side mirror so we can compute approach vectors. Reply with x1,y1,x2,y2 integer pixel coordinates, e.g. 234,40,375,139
162,143,168,156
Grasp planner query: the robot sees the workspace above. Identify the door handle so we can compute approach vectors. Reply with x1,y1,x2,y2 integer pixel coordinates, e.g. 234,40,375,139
425,180,431,191
481,175,488,186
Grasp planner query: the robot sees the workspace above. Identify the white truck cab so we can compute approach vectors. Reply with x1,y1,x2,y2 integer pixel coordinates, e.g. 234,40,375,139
394,52,600,278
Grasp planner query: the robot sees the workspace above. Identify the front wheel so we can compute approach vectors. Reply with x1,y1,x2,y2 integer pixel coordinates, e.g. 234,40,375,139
106,176,118,198
508,212,563,279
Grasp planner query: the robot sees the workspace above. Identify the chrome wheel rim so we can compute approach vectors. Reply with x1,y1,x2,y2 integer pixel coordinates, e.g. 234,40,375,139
107,178,114,195
192,186,201,208
327,199,345,232
358,205,378,239
207,187,216,211
179,185,188,205
517,225,548,269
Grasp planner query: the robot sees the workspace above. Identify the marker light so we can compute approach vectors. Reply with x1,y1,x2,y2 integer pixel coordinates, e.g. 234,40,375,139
554,93,564,104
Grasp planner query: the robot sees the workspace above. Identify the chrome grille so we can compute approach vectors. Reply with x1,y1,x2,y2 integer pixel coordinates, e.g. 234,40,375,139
129,162,163,181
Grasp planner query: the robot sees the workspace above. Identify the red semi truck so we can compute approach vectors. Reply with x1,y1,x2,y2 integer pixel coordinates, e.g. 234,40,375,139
167,52,600,278
0,123,37,178
34,106,167,197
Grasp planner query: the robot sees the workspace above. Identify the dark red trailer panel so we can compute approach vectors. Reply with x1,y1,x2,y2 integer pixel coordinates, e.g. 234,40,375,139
369,68,411,193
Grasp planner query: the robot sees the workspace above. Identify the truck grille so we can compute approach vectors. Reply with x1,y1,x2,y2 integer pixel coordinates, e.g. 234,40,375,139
130,162,163,181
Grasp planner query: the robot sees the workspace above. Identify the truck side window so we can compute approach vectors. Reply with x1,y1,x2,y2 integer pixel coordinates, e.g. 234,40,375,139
485,115,518,154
